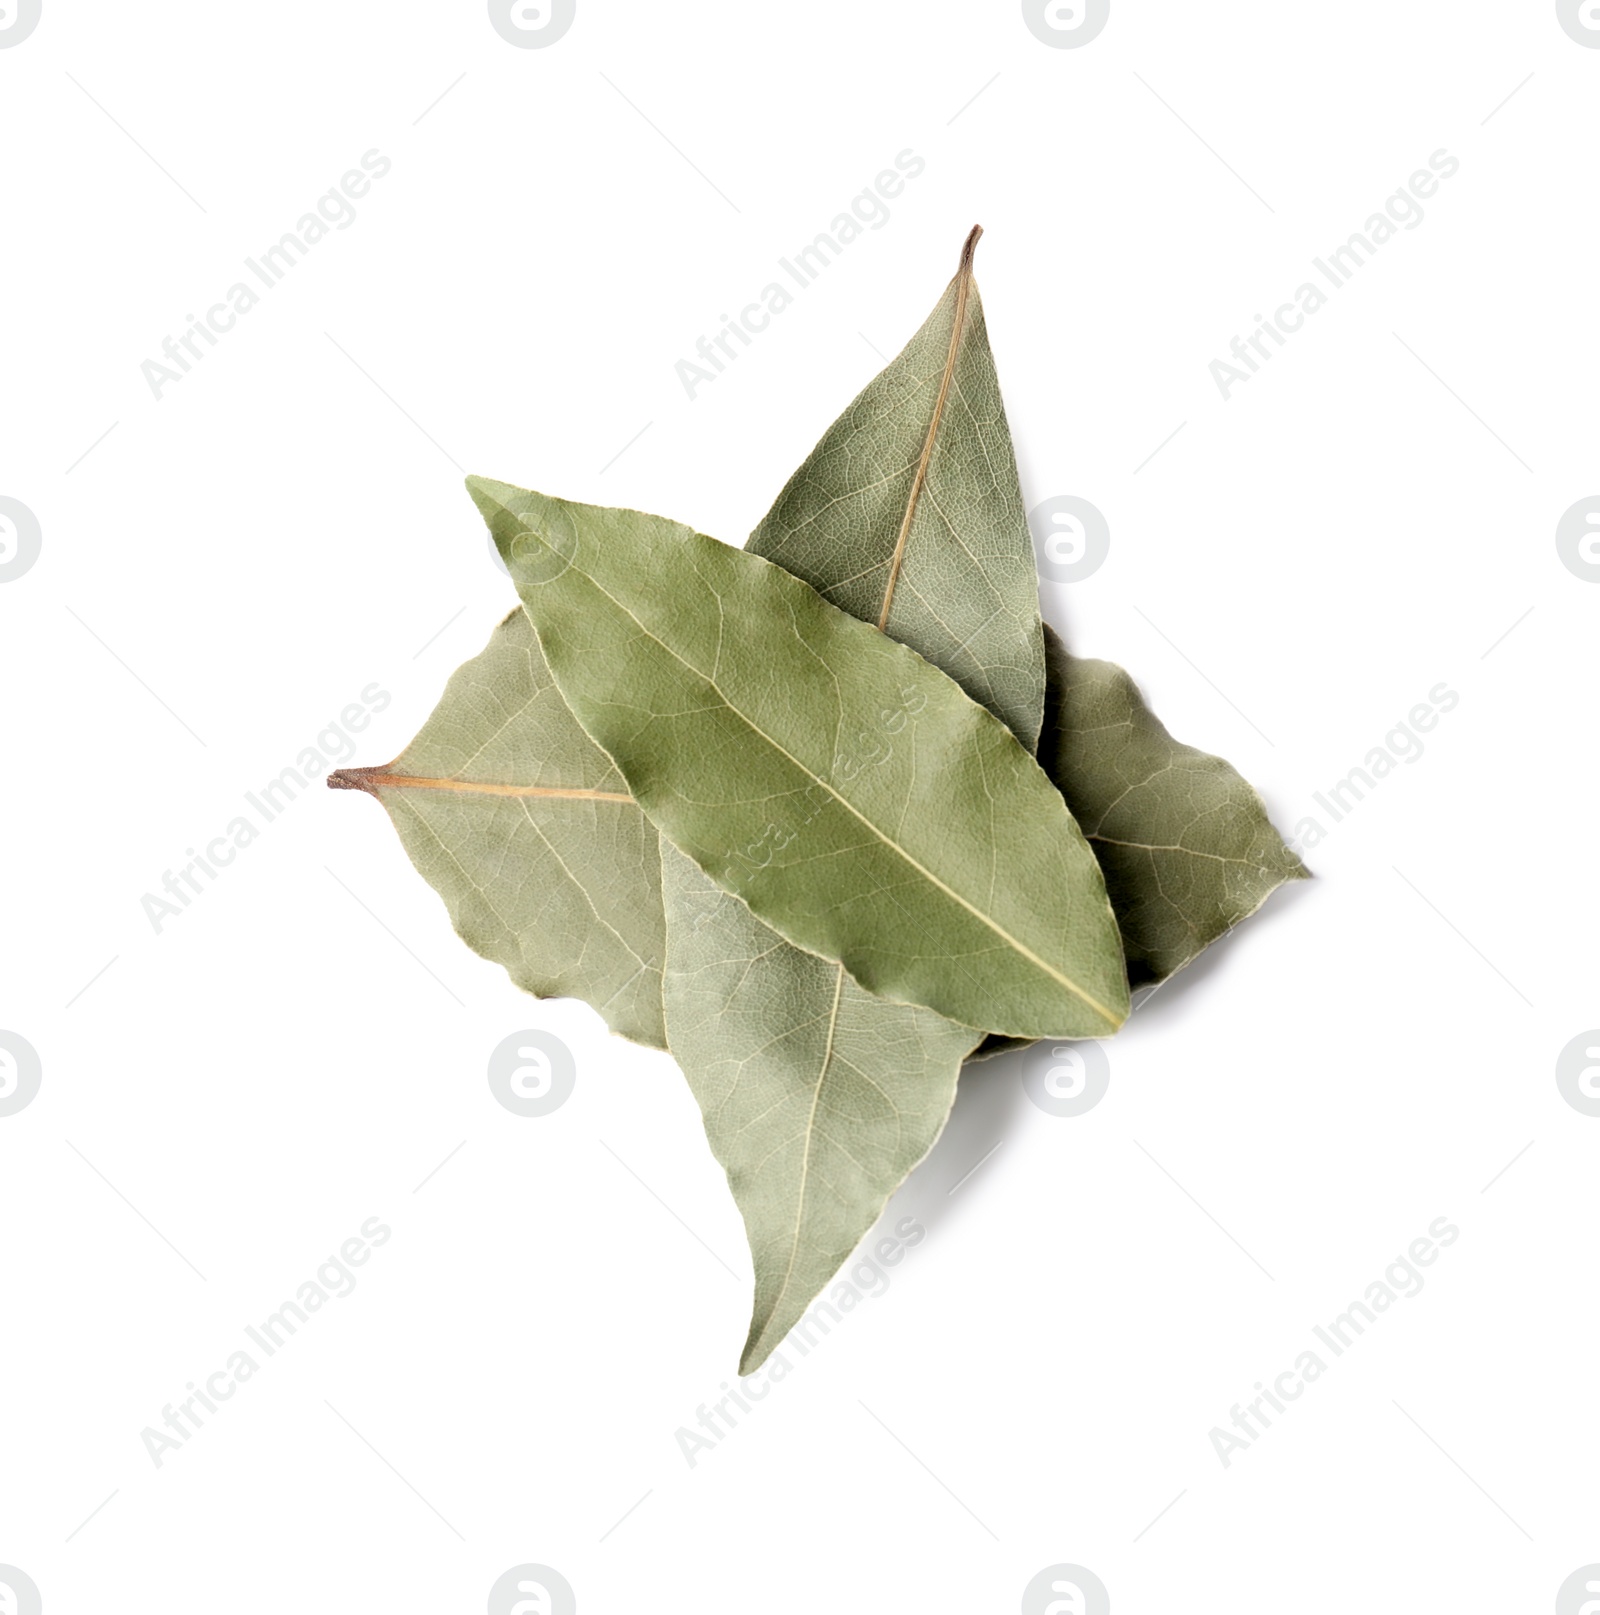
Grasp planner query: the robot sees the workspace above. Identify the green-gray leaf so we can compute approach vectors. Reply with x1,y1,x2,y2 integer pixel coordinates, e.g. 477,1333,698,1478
1039,625,1308,988
751,226,1044,751
469,477,1129,1041
664,228,1043,1368
660,846,979,1373
329,607,668,1047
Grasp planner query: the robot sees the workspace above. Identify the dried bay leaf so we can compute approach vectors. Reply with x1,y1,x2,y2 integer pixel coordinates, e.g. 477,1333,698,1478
468,476,1130,1043
750,226,1044,750
325,225,1310,1380
662,229,1032,1368
329,607,668,1048
660,846,979,1371
1038,626,1308,988
968,631,1309,1060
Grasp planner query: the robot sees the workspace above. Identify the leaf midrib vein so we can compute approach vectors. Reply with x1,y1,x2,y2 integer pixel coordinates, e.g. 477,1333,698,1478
369,771,633,802
755,962,847,1356
875,237,977,631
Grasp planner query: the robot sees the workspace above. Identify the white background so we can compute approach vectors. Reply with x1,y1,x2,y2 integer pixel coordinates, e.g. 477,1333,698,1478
2,2,1597,1611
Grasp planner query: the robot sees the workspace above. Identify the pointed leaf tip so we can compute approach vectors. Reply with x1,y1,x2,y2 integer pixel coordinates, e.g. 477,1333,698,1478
465,473,508,518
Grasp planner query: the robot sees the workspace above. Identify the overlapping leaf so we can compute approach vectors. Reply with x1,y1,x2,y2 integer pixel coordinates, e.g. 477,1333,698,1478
750,226,1043,750
1038,626,1308,986
663,231,1037,1369
661,847,979,1371
969,631,1308,1060
329,608,668,1047
327,227,1309,1380
470,476,1130,1042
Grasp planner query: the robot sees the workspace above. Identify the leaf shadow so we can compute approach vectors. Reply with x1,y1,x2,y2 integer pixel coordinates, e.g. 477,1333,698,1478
880,872,1314,1245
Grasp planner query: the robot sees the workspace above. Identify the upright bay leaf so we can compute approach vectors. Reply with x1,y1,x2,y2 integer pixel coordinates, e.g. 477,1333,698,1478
469,477,1129,1042
751,225,1044,750
664,228,1041,1369
1038,626,1308,987
329,607,668,1047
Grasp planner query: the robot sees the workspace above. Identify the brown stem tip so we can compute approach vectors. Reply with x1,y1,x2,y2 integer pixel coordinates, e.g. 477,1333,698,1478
959,224,983,273
327,766,386,796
